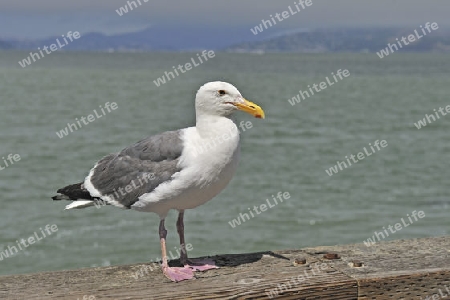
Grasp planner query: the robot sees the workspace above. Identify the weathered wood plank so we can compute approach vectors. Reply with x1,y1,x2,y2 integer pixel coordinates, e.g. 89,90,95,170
302,236,450,299
0,251,356,300
0,236,448,299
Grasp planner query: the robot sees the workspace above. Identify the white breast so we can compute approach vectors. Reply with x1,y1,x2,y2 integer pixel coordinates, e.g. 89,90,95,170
132,117,241,218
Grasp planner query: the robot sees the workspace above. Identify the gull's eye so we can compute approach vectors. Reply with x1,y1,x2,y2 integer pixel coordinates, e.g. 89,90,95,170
218,90,226,96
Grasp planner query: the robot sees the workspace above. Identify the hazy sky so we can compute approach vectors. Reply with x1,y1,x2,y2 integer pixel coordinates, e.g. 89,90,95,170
1,0,449,39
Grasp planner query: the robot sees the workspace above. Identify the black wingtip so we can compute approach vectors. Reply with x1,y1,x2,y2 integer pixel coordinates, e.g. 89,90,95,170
52,194,68,201
53,182,95,201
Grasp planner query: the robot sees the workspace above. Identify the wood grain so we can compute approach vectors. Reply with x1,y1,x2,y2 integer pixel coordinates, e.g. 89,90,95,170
0,236,448,299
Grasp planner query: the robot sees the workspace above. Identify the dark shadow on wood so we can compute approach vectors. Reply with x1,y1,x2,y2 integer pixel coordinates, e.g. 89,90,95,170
167,250,290,268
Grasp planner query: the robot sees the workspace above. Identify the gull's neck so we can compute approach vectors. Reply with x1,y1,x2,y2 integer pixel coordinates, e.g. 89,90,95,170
195,113,237,138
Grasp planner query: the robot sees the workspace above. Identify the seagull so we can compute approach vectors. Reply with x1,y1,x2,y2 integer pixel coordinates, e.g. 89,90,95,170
52,81,265,282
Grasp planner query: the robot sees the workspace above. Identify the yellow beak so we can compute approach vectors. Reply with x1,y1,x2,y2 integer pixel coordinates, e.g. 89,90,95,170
233,99,265,119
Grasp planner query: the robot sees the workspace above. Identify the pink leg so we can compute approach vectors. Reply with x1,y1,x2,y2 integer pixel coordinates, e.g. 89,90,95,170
159,219,194,282
176,211,218,272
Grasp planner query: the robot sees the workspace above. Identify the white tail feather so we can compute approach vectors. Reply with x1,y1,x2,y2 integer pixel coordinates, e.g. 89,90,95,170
65,200,95,210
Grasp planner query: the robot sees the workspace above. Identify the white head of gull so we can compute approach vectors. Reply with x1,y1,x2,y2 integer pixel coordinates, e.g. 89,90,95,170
52,81,265,282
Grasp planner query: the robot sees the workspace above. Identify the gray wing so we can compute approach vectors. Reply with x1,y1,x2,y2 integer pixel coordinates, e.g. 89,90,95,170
89,130,184,208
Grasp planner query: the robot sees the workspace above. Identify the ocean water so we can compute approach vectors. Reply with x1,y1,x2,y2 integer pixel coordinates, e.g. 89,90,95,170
0,51,449,276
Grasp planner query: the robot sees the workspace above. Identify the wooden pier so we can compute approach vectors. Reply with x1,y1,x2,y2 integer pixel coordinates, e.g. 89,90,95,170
1,236,449,299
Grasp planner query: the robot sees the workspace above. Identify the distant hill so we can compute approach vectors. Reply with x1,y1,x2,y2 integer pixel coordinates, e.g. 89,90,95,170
0,40,12,49
5,26,264,52
227,28,450,53
4,27,450,52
